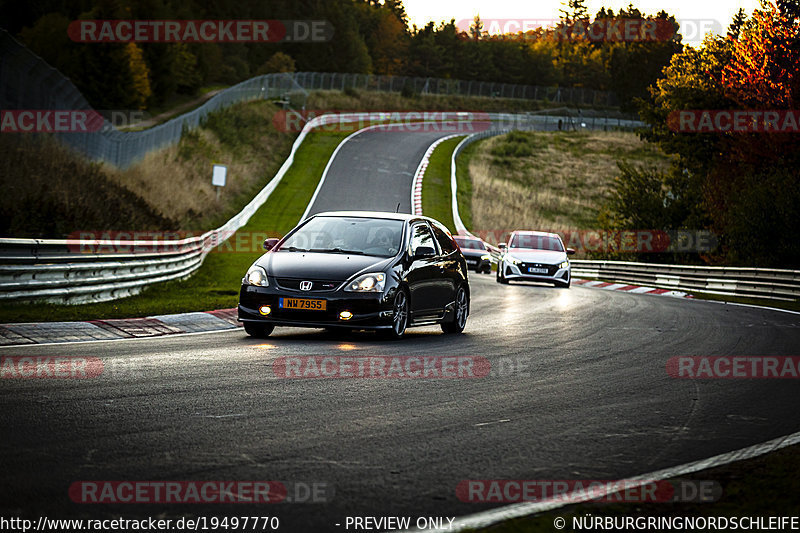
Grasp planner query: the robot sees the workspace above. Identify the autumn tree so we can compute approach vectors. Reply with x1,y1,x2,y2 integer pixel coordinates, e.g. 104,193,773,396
629,0,800,265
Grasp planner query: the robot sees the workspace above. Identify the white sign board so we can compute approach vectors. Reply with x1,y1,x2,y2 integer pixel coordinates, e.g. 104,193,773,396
212,164,227,187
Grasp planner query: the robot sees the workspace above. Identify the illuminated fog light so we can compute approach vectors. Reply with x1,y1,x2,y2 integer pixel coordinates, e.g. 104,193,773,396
339,311,353,321
258,305,271,316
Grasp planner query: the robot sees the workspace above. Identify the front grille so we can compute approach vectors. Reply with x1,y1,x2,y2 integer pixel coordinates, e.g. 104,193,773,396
519,262,558,276
275,278,342,292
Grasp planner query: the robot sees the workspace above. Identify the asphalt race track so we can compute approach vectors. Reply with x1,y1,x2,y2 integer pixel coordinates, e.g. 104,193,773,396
304,124,458,216
2,129,799,531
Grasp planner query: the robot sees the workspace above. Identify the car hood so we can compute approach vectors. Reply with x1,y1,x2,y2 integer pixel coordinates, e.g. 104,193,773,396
460,249,489,258
256,251,393,281
505,249,567,264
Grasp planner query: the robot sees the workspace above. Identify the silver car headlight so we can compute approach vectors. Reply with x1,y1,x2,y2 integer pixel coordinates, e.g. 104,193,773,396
559,260,569,269
244,265,269,287
345,272,386,292
506,255,521,266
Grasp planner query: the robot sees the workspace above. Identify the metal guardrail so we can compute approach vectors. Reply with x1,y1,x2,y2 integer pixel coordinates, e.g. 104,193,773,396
0,112,387,304
0,237,207,303
570,260,800,300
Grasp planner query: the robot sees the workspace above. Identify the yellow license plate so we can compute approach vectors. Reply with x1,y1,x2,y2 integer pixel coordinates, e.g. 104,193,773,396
279,297,327,311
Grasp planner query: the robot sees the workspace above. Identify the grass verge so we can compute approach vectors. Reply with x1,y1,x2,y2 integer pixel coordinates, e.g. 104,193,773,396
465,443,800,532
454,140,478,232
0,130,349,323
421,137,465,232
467,130,674,233
418,135,480,235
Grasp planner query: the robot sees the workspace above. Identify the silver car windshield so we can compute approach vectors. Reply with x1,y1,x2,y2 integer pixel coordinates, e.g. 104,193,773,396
510,234,564,252
278,217,404,257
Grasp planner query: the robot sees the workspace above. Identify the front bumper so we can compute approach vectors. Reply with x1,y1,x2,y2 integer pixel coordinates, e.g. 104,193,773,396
502,262,570,284
464,256,491,272
238,284,396,329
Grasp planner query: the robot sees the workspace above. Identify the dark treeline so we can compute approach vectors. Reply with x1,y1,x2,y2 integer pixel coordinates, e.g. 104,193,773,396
2,0,682,111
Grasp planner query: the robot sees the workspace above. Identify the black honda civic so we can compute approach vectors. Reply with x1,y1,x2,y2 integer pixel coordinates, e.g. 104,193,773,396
238,211,470,339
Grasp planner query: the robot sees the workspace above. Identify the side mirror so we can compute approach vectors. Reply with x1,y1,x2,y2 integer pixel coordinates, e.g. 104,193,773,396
498,243,507,252
566,248,576,255
413,246,436,259
263,238,280,251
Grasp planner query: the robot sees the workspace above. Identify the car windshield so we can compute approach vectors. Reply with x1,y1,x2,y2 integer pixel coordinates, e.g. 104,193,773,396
454,238,486,251
509,234,564,252
277,216,404,257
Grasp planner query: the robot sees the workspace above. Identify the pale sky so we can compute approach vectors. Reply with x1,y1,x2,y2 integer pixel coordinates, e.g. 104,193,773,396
403,0,761,45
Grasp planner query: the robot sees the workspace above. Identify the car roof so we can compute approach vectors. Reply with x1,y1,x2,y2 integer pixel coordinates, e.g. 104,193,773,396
312,210,433,223
510,230,561,238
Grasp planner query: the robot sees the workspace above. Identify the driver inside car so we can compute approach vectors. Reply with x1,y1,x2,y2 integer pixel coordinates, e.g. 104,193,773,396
369,227,398,255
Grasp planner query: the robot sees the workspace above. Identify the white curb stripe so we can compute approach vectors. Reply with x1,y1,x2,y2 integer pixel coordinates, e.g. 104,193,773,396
597,283,628,291
411,134,462,216
628,286,659,293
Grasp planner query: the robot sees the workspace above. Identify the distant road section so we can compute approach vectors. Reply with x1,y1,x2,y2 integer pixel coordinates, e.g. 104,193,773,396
304,124,458,216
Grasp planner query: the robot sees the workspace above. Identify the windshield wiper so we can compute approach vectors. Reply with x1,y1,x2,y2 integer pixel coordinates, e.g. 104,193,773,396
310,248,365,255
283,246,309,252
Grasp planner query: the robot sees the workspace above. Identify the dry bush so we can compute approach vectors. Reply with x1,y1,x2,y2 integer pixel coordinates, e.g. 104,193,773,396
112,100,295,230
0,135,172,238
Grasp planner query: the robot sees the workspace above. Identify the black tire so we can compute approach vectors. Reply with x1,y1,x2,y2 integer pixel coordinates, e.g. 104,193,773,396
441,285,468,334
244,322,275,338
380,289,409,339
496,265,509,284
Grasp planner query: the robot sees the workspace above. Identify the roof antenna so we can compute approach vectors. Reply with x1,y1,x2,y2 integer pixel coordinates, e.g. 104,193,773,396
395,202,401,213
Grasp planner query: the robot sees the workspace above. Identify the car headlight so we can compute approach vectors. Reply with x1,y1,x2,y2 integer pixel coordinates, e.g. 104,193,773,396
559,260,569,269
244,265,269,287
506,255,521,266
345,272,386,292
480,254,491,261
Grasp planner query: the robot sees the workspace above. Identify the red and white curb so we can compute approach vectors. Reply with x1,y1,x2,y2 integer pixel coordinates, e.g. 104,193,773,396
0,309,240,347
411,134,462,216
573,278,694,298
